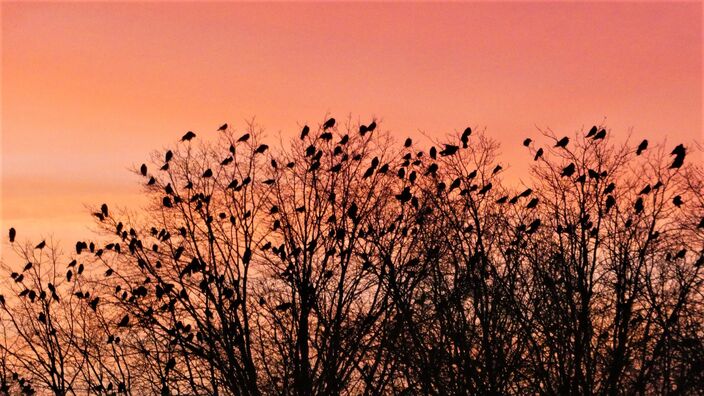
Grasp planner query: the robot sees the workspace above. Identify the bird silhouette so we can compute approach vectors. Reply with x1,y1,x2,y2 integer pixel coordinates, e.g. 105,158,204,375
586,126,598,138
430,146,437,159
670,144,686,169
238,133,250,142
604,182,615,195
9,228,15,243
673,195,683,207
217,123,228,131
160,163,169,171
638,185,651,195
300,125,310,139
534,148,544,161
496,196,508,204
181,131,196,141
404,138,412,147
561,163,576,177
148,177,156,185
368,121,377,132
35,240,46,250
320,132,333,141
492,165,502,174
323,118,336,130
593,129,606,140
440,144,459,157
461,128,471,148
202,169,213,178
636,139,648,155
605,195,616,212
634,197,644,214
478,183,492,195
276,302,292,311
554,137,569,149
165,150,173,162
117,314,130,327
523,138,532,147
425,163,438,176
255,144,269,154
359,124,368,136
526,198,539,209
140,164,148,176
101,204,109,218
23,262,32,272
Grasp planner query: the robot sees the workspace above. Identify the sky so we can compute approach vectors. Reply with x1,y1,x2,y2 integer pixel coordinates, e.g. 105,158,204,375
1,1,702,253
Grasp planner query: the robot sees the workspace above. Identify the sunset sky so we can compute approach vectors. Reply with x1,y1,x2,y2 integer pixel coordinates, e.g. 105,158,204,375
1,1,702,251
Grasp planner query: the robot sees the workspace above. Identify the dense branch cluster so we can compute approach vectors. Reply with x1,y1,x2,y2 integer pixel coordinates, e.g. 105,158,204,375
1,118,703,395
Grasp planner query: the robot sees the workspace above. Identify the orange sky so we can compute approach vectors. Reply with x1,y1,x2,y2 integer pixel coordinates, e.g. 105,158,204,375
1,1,702,252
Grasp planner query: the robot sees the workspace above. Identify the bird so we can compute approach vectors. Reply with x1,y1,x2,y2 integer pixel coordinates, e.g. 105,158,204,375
404,138,412,147
585,126,598,138
255,144,269,154
638,185,651,195
561,163,576,177
478,183,492,195
35,240,46,250
461,128,472,148
605,195,616,212
440,144,459,157
555,137,570,148
117,314,130,327
698,217,704,229
523,138,532,147
140,164,148,176
160,163,169,171
368,121,377,132
300,125,310,140
526,198,539,209
89,297,99,311
425,163,438,176
323,118,336,130
636,140,648,155
593,129,606,140
101,204,109,218
9,228,15,243
217,123,228,131
148,177,156,186
534,148,544,161
492,165,502,174
634,197,644,214
670,144,686,169
429,146,437,159
23,262,32,272
181,131,196,142
496,196,508,204
604,182,616,195
359,124,368,136
202,169,213,178
673,195,683,207
165,150,173,162
276,302,292,311
237,133,250,142
320,132,333,141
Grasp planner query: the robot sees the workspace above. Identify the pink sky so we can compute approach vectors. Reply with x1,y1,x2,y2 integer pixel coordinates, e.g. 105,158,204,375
2,1,702,250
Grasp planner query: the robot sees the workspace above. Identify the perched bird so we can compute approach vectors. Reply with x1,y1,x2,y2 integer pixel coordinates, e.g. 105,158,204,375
9,228,16,243
101,204,109,218
440,144,459,157
425,163,438,176
300,125,310,140
523,138,532,147
496,196,508,204
429,146,437,159
23,262,32,272
89,297,99,311
276,302,292,311
670,144,686,169
492,165,502,174
140,164,148,176
605,195,616,212
181,131,196,141
461,128,471,148
117,314,130,327
323,118,336,130
255,144,269,154
367,121,377,132
555,137,570,149
165,150,173,162
217,123,228,131
604,182,616,195
237,133,250,142
202,169,213,178
636,139,648,155
526,198,539,209
634,197,644,214
593,129,606,140
160,163,169,171
35,240,46,250
147,177,156,186
359,124,368,136
404,138,412,147
673,195,683,207
638,185,651,195
320,132,333,140
561,163,576,177
478,183,493,195
586,126,598,138
534,148,544,161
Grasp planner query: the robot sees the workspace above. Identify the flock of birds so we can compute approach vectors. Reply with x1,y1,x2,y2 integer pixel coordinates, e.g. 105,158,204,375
3,121,704,329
